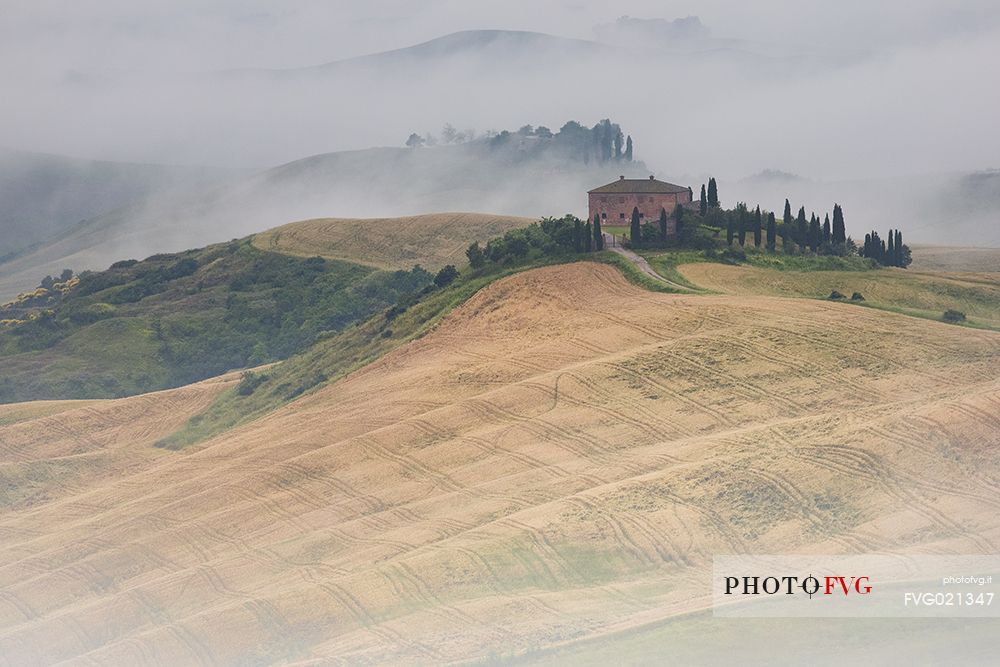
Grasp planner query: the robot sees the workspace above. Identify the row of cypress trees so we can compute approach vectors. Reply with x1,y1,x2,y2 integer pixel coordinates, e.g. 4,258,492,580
627,203,691,249
860,229,911,267
575,216,605,252
777,200,848,253
698,177,720,215
724,203,779,250
697,180,850,254
688,177,912,267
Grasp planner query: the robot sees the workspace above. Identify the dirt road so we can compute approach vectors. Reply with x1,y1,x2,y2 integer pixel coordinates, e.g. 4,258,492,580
606,240,695,291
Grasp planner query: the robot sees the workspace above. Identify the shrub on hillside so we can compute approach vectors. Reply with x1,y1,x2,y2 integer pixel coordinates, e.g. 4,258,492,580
943,309,966,323
109,259,139,270
434,265,459,287
237,370,269,396
704,247,746,265
466,242,486,268
61,301,117,325
76,270,131,296
469,215,584,268
164,258,199,280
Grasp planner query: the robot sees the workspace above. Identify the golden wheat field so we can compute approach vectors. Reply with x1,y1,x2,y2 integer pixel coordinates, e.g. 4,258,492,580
252,213,534,270
1,261,999,664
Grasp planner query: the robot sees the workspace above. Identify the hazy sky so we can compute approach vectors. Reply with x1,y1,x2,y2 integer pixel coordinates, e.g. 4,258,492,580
2,1,998,179
4,1,999,72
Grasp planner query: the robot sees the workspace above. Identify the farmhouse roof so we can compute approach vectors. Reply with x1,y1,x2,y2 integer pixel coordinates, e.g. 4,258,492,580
588,175,689,195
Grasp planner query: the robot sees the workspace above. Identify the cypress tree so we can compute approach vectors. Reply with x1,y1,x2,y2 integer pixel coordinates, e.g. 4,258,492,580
595,119,613,162
630,207,641,248
707,177,719,208
573,218,582,252
737,204,747,246
659,207,668,241
727,216,735,246
674,204,685,239
832,204,846,245
783,199,793,226
887,228,895,266
863,233,871,258
823,214,831,245
593,213,603,250
796,207,807,248
625,135,633,161
584,221,593,252
613,131,623,160
809,214,821,252
700,184,708,216
754,205,762,247
782,227,796,254
766,212,776,251
895,230,904,267
870,231,883,262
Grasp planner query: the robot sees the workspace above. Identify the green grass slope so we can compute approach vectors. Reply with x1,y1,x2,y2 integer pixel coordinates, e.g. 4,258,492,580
676,252,1000,329
0,239,433,403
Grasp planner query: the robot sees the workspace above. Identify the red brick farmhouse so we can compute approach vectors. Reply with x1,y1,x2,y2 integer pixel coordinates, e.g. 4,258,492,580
588,175,692,234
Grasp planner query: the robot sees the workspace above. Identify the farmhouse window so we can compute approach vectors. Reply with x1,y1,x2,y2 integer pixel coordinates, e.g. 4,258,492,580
619,213,625,219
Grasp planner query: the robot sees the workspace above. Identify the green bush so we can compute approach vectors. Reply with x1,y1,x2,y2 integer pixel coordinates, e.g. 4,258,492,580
943,309,966,323
466,242,486,268
109,259,138,269
703,247,746,265
434,264,459,287
469,215,585,269
236,370,269,396
164,257,199,280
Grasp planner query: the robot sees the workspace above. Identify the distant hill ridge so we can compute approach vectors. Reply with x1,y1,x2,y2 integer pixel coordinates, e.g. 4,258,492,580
218,30,613,78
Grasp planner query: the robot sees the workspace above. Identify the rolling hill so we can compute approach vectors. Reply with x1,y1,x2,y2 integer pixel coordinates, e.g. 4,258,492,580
253,212,534,270
1,261,998,664
0,237,438,403
300,30,613,76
